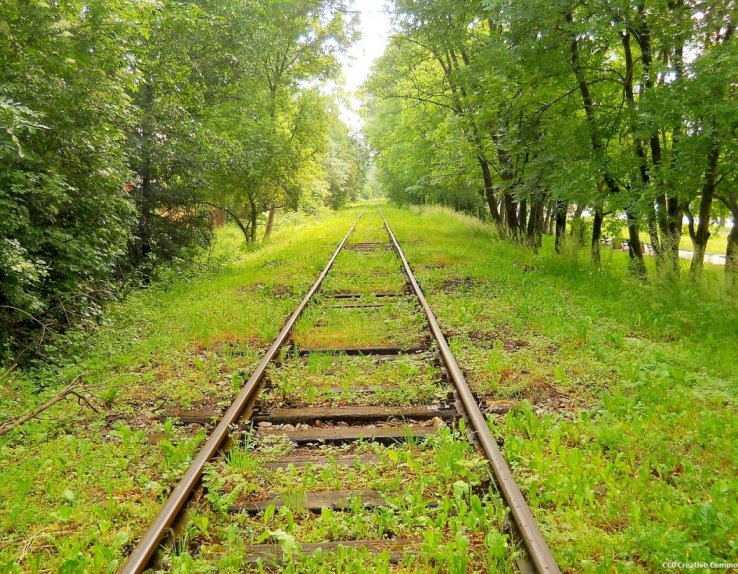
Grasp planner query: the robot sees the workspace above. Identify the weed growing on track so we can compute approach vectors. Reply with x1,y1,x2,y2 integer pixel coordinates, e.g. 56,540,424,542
293,299,427,348
264,353,445,407
171,427,518,573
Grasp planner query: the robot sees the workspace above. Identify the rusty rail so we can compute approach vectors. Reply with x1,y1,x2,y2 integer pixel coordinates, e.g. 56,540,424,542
120,208,366,573
379,206,560,574
121,204,558,573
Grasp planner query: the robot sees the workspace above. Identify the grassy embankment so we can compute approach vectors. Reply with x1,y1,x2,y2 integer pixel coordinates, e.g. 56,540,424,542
0,203,736,572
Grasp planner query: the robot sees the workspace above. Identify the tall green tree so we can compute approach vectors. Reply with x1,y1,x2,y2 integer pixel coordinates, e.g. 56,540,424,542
365,0,738,284
0,0,138,358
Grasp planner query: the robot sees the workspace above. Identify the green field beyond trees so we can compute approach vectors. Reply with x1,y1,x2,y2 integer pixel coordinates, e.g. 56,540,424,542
1,205,736,572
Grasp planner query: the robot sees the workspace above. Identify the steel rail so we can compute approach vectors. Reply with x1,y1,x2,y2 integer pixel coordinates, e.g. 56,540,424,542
120,208,366,574
379,207,560,574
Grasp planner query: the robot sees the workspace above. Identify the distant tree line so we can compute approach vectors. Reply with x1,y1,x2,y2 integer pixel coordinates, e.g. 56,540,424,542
0,0,366,363
364,0,737,285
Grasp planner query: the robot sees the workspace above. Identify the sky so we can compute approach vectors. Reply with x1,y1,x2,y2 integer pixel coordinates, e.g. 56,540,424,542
338,0,392,132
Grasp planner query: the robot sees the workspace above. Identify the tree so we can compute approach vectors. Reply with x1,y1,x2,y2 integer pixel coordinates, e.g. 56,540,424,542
0,0,361,362
365,0,738,286
0,0,138,359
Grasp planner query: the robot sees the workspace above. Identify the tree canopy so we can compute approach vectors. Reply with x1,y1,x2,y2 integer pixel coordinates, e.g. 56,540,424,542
0,0,367,362
363,0,738,282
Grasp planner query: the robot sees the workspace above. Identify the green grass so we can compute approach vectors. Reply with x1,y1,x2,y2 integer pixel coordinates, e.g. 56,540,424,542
386,204,738,573
264,353,446,408
293,299,426,348
0,208,365,573
617,224,730,255
177,427,518,573
1,202,736,572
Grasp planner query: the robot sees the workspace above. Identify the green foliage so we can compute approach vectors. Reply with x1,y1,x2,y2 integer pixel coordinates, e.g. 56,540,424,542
0,0,358,363
201,0,358,240
364,0,738,278
0,0,137,359
324,120,369,210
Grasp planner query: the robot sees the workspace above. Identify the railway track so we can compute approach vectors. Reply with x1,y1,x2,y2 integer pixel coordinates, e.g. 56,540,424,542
121,208,559,573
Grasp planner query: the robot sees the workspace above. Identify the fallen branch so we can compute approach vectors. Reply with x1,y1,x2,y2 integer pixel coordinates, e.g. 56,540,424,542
0,373,96,437
0,364,17,383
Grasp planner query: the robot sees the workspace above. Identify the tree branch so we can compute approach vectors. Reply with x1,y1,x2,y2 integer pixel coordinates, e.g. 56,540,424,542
0,373,93,437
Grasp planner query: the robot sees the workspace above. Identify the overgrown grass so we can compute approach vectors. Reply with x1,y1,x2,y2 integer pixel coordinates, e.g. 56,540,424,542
263,353,445,408
0,208,363,573
177,427,517,573
1,203,735,572
386,204,738,573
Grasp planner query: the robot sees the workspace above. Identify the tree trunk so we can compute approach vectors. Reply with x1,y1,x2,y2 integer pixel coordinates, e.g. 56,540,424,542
526,198,544,249
690,140,719,279
247,194,258,243
495,139,520,239
250,212,257,242
544,200,555,235
591,208,604,266
499,193,507,229
664,27,686,273
726,226,738,289
263,205,276,240
478,156,501,224
659,198,687,274
504,193,519,240
726,219,738,291
134,81,155,266
626,211,647,277
518,199,527,235
526,199,538,247
555,201,567,254
647,220,661,259
570,204,585,245
535,199,545,247
685,210,697,251
570,17,645,277
720,195,738,290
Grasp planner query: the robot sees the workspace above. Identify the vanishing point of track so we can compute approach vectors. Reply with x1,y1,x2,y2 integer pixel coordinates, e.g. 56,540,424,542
121,207,559,573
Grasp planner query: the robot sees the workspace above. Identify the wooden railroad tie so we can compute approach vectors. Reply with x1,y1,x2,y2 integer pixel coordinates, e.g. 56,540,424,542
328,292,408,299
242,538,421,565
330,302,390,309
231,489,385,514
262,453,382,470
257,424,439,444
345,242,392,252
296,344,430,357
253,404,455,425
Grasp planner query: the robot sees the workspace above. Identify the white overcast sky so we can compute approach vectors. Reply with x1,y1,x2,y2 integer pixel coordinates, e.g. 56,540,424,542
338,0,392,132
